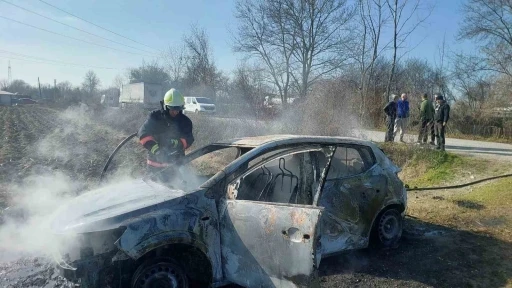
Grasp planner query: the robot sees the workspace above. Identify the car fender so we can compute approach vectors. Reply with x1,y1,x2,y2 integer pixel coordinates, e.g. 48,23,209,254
116,230,209,260
113,207,222,281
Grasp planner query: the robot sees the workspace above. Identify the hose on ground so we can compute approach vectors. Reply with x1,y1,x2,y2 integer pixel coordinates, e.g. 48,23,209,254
406,173,512,191
99,132,138,184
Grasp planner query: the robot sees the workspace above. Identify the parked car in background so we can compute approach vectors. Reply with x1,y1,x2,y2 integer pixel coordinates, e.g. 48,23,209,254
13,98,38,105
184,96,216,114
50,135,406,288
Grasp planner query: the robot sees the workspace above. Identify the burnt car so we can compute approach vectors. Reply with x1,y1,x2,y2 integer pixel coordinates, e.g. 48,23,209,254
50,135,406,288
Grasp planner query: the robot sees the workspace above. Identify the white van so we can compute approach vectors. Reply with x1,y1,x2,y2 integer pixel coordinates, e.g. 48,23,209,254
184,96,216,114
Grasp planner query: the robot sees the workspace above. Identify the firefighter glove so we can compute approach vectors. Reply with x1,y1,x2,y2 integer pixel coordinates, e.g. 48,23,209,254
169,139,184,150
151,144,176,163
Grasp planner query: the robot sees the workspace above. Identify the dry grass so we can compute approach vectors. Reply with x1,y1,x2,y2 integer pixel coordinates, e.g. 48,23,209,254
188,147,239,176
401,157,512,287
379,142,512,188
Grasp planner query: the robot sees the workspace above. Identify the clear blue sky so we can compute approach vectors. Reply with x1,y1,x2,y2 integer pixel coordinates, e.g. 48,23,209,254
0,0,476,87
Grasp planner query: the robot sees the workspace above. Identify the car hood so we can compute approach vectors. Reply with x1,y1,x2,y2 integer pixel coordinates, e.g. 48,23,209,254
51,179,189,234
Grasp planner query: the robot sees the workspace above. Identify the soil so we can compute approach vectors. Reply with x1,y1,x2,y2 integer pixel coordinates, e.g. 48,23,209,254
0,105,510,288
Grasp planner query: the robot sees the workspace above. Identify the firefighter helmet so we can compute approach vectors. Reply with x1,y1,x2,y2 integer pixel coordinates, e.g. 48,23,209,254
163,88,185,109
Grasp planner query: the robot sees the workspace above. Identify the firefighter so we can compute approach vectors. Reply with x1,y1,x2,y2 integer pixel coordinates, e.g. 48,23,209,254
137,88,194,184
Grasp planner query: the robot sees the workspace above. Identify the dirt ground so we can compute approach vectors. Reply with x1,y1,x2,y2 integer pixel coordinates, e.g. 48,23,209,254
0,105,511,288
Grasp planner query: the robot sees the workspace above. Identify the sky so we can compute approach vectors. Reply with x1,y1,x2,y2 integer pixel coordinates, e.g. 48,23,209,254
0,0,477,87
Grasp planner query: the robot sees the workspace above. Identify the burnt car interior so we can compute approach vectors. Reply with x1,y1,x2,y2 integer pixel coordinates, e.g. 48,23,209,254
235,148,328,205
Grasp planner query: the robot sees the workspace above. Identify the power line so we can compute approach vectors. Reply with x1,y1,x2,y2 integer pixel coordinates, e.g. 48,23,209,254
0,15,156,57
0,50,121,70
39,0,160,52
0,0,158,56
0,55,122,71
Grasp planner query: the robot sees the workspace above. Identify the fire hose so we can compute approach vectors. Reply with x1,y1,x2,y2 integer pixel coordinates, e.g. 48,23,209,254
99,132,138,183
99,132,182,184
406,173,512,191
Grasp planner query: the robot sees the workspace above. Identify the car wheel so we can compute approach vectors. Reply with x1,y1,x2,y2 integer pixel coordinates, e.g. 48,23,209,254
131,257,188,288
373,208,403,248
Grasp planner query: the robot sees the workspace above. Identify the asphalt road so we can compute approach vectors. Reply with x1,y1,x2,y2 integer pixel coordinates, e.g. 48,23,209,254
354,129,512,161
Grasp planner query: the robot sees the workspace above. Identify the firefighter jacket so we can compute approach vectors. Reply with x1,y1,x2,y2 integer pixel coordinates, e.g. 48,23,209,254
137,110,194,167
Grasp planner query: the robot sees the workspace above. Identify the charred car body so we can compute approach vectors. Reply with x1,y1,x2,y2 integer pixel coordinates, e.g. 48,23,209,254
50,135,406,288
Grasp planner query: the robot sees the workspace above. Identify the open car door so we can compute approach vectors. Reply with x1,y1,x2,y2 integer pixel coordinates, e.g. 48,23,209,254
220,200,322,287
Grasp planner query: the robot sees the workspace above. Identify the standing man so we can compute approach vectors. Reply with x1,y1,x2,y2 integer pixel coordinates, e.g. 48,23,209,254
384,94,400,142
394,93,410,143
417,93,435,145
138,88,194,184
434,94,450,151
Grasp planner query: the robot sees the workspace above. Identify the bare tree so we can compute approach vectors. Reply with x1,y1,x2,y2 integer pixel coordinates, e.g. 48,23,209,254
112,74,125,90
384,0,432,105
451,53,491,110
283,0,355,98
234,0,296,106
163,44,188,84
5,79,36,96
128,61,170,85
458,0,512,77
353,0,390,119
0,79,8,90
430,35,453,101
232,62,269,110
183,25,220,98
235,0,354,104
82,70,100,101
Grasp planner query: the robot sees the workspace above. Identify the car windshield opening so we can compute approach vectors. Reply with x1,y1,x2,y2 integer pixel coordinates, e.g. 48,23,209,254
196,97,214,104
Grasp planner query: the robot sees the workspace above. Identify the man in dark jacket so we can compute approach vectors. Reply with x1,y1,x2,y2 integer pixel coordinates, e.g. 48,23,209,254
384,94,400,142
434,94,450,151
417,93,435,145
138,88,194,184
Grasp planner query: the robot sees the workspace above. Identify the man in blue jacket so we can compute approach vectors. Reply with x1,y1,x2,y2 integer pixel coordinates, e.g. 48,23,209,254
394,93,409,143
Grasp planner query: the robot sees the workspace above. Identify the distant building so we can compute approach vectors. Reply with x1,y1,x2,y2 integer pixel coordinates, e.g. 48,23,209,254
0,90,15,106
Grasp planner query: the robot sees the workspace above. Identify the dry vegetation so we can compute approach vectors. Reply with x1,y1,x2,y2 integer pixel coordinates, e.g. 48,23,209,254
0,105,511,287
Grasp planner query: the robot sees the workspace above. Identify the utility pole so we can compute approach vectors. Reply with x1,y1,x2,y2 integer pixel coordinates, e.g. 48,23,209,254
54,79,57,100
8,61,12,85
37,77,42,99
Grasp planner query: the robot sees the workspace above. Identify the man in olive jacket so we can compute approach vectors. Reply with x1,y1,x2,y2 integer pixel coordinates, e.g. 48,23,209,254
417,93,435,144
434,94,450,151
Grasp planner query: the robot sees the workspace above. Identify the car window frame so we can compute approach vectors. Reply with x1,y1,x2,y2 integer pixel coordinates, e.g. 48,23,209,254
226,145,334,207
326,144,377,180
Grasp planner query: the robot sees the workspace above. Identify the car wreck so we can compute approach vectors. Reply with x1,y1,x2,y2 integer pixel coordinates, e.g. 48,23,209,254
50,135,406,288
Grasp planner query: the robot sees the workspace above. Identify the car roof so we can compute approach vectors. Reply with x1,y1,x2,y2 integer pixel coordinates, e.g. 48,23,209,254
213,134,375,148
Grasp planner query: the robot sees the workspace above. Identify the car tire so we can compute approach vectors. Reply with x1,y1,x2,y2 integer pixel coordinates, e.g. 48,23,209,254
371,208,403,248
131,257,189,288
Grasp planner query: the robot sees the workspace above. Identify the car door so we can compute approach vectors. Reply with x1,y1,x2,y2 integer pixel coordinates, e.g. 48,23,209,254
220,148,330,287
318,144,387,255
